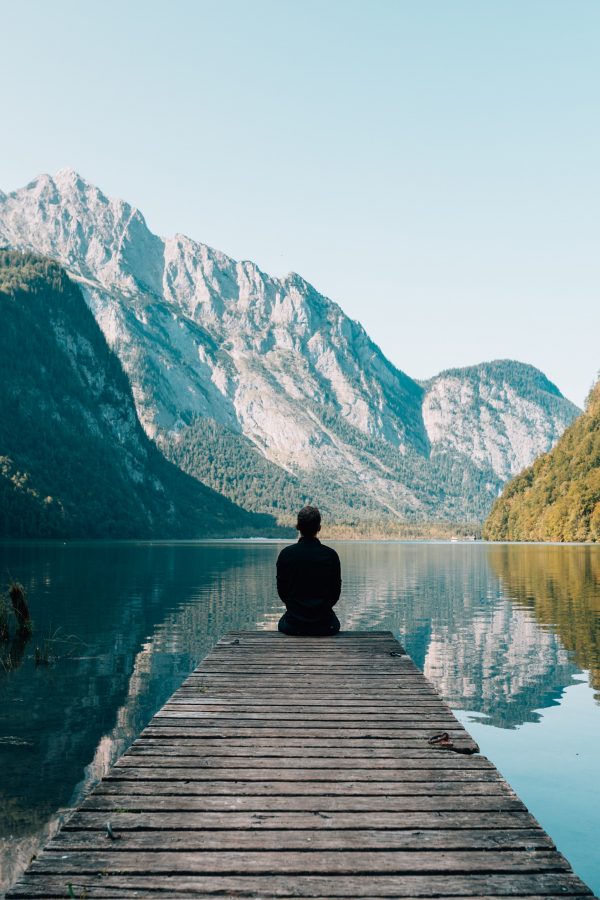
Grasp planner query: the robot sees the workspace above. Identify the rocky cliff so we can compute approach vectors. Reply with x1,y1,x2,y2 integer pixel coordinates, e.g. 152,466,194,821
0,170,581,524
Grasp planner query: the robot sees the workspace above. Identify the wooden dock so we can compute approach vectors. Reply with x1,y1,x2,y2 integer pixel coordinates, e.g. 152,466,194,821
8,630,595,898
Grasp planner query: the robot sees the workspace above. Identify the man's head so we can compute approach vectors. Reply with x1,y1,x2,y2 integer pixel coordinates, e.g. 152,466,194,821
296,505,321,538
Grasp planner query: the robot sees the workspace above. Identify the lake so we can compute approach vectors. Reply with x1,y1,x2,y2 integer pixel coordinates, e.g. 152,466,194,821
0,540,599,895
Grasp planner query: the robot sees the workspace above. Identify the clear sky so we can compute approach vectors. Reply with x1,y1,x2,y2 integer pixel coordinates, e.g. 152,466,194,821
2,0,598,406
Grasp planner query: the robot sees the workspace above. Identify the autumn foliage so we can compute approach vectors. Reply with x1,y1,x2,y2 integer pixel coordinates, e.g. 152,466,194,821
484,382,600,542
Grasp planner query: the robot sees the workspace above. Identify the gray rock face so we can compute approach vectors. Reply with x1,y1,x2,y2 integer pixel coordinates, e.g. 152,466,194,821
421,361,576,481
0,170,580,522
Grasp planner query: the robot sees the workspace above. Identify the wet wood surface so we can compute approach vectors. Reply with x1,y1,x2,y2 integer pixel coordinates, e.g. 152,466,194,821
7,630,595,898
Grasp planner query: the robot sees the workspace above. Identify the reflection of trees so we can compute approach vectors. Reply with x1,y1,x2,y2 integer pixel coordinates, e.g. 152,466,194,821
489,544,600,699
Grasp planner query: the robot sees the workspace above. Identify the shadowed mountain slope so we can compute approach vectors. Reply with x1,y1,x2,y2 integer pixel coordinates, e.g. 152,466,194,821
0,251,278,538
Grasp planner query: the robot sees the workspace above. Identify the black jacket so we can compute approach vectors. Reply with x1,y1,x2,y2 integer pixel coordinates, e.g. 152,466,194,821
276,536,341,626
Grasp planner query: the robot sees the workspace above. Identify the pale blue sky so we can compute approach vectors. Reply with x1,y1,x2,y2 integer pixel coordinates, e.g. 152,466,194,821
2,0,599,406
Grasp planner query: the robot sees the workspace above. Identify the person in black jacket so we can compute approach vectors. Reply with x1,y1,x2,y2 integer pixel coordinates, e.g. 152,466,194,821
276,506,341,636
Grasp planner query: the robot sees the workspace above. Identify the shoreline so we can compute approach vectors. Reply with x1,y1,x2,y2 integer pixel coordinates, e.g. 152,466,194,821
0,536,598,546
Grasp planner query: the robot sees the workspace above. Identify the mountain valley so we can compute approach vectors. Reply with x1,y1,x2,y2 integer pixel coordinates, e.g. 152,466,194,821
0,170,581,532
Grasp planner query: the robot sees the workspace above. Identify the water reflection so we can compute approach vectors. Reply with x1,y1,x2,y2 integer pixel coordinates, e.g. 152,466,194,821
336,543,579,728
0,541,282,891
489,544,600,699
0,540,599,894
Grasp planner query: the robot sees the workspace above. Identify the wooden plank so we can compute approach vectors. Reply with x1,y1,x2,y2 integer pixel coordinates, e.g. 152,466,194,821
154,704,461,715
83,790,527,809
208,648,407,653
104,767,502,782
130,738,479,752
136,726,477,753
180,680,437,687
7,873,593,898
51,829,552,851
188,669,424,675
197,656,418,661
7,630,594,900
152,715,464,724
119,752,493,767
181,687,441,695
143,725,472,736
206,655,411,663
193,669,427,675
63,810,539,831
178,691,443,699
156,701,455,712
172,695,443,703
93,779,516,796
115,755,495,770
25,848,573,875
173,697,444,704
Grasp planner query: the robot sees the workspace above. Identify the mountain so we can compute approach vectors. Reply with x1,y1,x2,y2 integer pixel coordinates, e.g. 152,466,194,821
421,360,578,482
0,251,278,538
483,382,600,542
0,170,581,525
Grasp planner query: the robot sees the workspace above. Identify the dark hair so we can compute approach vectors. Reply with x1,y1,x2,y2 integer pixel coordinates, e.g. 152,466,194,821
296,505,321,537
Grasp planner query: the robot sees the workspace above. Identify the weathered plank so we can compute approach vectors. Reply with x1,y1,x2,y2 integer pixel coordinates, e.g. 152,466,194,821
51,828,553,851
104,766,502,782
129,738,481,752
116,753,495,767
142,726,474,739
23,848,574,875
7,630,594,900
7,873,593,898
126,743,480,757
63,810,539,831
92,779,519,797
83,789,527,808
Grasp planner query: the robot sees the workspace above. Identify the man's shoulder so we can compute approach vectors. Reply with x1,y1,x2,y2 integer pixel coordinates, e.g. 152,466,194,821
277,539,339,560
319,542,340,560
277,542,299,560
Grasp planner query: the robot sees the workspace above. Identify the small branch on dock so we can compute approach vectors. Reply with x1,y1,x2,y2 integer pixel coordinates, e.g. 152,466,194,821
105,820,119,840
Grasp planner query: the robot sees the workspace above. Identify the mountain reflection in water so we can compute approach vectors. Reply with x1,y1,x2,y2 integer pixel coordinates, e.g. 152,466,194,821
489,544,600,699
0,540,599,895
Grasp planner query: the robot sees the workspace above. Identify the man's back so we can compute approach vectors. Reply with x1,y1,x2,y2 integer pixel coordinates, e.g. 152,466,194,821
276,536,341,633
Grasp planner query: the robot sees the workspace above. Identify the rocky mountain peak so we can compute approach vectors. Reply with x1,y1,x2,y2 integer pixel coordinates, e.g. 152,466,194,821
0,171,581,523
421,359,579,481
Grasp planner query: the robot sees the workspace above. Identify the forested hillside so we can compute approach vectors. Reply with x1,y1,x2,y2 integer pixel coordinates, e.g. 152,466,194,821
162,406,505,527
483,382,600,542
0,251,279,538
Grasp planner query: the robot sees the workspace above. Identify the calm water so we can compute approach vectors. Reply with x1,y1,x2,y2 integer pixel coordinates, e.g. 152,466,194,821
0,540,599,895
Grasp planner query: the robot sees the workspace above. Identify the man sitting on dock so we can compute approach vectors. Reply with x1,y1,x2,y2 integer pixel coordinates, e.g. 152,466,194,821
276,506,341,636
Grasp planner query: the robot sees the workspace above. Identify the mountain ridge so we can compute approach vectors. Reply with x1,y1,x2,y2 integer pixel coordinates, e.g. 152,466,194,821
0,170,581,525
